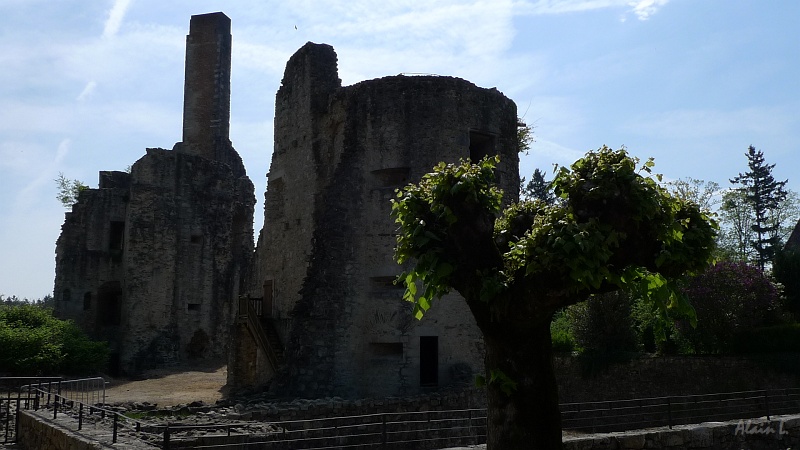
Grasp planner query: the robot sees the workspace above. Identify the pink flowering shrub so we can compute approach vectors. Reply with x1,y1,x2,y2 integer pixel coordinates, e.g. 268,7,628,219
679,261,782,354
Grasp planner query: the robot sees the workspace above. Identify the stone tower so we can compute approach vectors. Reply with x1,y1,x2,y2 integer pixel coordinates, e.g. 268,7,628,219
53,12,254,375
180,12,232,163
230,43,519,398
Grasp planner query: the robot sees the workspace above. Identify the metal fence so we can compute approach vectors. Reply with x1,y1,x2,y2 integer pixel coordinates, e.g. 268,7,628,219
161,409,487,449
1,377,62,443
1,376,106,444
5,384,800,448
561,388,800,433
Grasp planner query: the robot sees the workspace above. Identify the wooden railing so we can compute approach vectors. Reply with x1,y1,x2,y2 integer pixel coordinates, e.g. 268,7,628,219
238,297,281,372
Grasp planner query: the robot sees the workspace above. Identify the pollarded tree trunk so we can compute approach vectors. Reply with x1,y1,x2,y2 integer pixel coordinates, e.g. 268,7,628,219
482,315,562,450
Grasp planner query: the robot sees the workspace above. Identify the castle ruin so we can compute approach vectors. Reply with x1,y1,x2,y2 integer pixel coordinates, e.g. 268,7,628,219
54,12,255,374
54,13,521,398
230,43,520,398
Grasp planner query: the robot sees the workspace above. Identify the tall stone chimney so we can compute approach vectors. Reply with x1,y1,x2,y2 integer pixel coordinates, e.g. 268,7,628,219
180,12,231,161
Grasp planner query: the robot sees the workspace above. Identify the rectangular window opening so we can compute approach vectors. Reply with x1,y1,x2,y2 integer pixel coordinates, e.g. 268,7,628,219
109,221,125,251
469,131,495,162
188,303,201,312
420,336,439,387
371,168,411,188
370,342,404,357
263,280,274,318
369,276,404,290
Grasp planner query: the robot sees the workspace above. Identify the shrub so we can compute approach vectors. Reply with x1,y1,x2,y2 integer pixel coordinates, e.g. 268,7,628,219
0,304,108,375
567,291,639,354
679,261,782,354
550,310,575,353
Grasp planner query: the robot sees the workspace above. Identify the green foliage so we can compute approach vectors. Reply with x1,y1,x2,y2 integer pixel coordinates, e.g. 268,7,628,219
550,310,575,353
567,291,639,354
0,304,108,376
517,120,534,154
55,172,89,208
1,294,54,308
475,369,519,396
392,156,503,319
393,147,718,326
630,296,689,355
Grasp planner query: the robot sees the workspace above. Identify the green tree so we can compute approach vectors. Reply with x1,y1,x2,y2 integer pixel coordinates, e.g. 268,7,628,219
666,178,720,212
55,172,89,208
718,189,757,262
392,147,717,449
730,146,789,270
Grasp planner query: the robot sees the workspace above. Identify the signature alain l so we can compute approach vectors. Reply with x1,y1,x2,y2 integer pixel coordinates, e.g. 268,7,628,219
734,419,789,437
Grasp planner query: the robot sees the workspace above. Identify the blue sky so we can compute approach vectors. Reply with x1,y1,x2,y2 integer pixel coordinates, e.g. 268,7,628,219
1,0,798,299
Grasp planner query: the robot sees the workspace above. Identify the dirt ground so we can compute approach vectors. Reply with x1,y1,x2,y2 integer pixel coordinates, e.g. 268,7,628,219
102,363,228,406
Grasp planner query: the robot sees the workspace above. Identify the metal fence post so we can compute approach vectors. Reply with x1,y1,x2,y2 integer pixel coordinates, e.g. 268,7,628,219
53,397,58,420
164,423,170,450
382,414,387,448
78,403,83,431
667,397,673,429
113,414,118,443
764,390,771,420
15,399,21,443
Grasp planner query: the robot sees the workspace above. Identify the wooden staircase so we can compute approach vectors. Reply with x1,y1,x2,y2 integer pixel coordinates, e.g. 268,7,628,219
238,297,285,371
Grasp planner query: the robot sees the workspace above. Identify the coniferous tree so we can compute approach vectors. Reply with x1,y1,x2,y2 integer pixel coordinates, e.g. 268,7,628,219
730,146,788,270
520,168,556,204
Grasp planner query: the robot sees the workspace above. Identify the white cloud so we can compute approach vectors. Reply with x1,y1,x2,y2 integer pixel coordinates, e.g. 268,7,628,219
628,0,669,20
103,0,133,39
515,0,669,20
77,81,97,102
517,0,626,16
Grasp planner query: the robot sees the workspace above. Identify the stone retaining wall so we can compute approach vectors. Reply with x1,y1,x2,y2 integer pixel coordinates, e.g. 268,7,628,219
562,415,800,450
17,410,104,450
16,407,800,449
16,409,154,450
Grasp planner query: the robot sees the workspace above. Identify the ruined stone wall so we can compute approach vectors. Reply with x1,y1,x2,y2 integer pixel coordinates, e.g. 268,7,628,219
54,12,255,376
54,171,131,357
121,147,254,372
242,43,519,399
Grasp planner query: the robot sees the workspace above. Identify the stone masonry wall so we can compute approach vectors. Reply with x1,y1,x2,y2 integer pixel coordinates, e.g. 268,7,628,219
243,42,520,399
555,354,800,403
562,415,800,450
122,147,254,373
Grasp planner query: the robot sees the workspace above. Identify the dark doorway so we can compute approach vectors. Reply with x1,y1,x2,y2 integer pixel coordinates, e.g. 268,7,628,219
420,336,438,387
97,281,122,327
